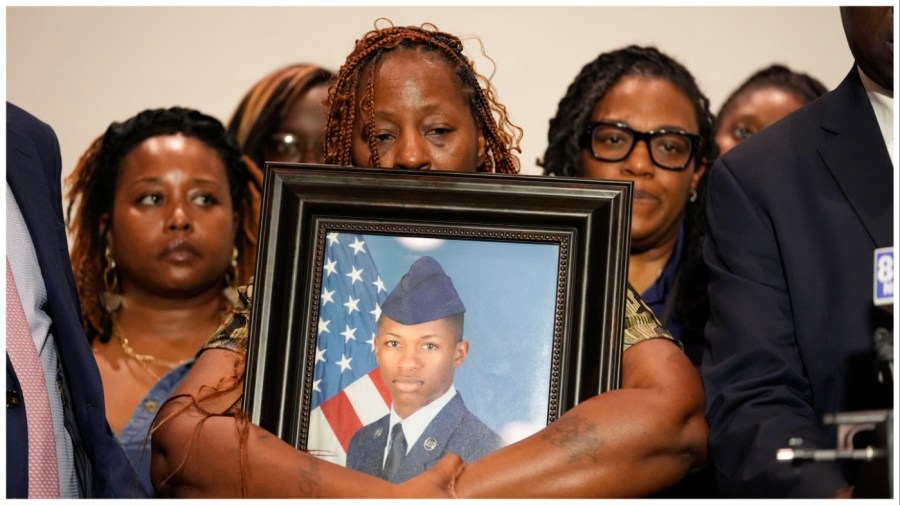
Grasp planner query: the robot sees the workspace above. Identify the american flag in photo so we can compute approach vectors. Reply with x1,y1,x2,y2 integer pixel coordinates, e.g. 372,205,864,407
307,232,391,465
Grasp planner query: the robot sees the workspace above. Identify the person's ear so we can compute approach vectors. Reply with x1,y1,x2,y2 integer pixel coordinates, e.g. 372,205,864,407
232,210,240,244
100,213,112,251
475,125,487,170
477,131,486,162
454,340,469,367
690,161,707,194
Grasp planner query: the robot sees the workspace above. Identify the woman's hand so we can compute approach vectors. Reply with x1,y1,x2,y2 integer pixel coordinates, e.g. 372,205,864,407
394,454,466,498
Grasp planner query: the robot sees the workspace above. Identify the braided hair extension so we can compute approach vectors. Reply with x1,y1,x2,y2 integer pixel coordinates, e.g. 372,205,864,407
323,19,521,173
715,63,828,126
539,46,719,361
227,64,335,168
65,107,263,343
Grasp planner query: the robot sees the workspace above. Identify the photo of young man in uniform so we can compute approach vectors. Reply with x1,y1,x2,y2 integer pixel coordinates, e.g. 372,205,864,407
345,256,503,482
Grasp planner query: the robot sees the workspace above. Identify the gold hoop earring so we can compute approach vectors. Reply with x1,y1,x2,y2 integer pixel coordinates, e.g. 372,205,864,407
100,246,122,312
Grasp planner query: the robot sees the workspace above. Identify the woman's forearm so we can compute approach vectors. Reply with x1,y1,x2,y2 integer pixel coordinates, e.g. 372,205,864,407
150,349,463,498
453,338,708,498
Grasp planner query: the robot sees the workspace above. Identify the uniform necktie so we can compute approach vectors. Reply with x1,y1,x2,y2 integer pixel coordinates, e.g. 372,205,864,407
6,259,60,498
383,422,407,481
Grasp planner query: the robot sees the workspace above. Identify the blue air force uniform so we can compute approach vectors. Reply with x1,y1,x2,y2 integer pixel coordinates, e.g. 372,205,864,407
345,256,502,482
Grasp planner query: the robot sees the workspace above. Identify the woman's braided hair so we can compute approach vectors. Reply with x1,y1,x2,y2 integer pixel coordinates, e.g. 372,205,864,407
323,19,521,173
65,107,263,342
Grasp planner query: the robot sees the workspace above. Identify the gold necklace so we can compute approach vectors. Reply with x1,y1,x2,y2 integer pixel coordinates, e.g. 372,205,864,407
111,319,182,380
108,292,231,380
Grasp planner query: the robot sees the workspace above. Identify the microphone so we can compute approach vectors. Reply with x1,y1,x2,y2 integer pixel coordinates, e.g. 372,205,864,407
872,247,893,385
873,327,892,385
775,248,895,496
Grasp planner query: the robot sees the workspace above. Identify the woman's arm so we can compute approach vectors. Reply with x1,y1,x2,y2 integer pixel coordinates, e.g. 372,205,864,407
151,348,464,498
453,338,707,497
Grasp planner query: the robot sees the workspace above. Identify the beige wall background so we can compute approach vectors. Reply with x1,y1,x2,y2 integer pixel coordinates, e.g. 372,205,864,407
7,6,851,177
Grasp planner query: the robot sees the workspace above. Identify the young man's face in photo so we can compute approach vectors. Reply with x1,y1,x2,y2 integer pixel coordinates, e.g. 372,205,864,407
375,315,468,419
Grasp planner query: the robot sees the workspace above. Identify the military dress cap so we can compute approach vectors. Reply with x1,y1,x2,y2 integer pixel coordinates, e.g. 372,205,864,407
381,256,466,325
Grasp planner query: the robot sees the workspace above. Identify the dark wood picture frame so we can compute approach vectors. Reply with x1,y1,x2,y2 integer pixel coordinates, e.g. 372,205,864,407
242,164,632,457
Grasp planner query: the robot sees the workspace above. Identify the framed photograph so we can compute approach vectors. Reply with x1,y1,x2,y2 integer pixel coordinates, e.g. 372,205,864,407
242,164,632,471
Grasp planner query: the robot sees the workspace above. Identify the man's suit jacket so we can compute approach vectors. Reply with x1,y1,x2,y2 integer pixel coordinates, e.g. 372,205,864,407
6,102,146,498
701,68,893,498
346,391,502,483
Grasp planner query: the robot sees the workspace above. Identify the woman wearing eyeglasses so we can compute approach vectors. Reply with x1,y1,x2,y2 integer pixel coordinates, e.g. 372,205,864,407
539,44,718,498
540,45,718,371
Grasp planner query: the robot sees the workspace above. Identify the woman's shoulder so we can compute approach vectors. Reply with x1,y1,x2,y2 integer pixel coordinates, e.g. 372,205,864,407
623,284,679,351
201,282,254,356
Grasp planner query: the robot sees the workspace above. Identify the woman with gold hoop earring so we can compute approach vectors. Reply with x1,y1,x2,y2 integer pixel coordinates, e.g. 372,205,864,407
65,107,262,495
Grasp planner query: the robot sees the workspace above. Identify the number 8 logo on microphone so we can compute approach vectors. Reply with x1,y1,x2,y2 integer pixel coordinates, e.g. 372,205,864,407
874,248,893,305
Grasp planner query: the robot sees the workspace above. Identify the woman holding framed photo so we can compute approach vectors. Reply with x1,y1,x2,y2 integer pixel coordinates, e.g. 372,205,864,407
151,21,706,499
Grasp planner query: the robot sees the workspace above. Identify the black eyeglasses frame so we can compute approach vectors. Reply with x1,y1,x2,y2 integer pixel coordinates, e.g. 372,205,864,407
580,120,702,172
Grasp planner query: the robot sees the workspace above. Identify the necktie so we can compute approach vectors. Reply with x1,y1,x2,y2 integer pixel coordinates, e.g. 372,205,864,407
382,422,407,482
6,260,60,498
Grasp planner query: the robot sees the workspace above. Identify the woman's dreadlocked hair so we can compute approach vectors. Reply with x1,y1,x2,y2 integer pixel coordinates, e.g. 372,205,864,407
323,19,521,173
65,106,264,342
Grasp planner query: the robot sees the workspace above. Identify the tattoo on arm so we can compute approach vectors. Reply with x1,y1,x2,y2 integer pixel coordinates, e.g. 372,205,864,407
295,455,322,497
542,414,604,463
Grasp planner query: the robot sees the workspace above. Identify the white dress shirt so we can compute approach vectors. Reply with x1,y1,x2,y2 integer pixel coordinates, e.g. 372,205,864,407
7,183,79,497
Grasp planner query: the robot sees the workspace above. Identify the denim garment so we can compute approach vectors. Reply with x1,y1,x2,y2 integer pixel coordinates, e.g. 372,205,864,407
117,361,193,496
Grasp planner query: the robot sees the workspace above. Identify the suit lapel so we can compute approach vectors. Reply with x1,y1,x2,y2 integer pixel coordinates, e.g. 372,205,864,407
818,68,894,248
7,124,70,280
8,127,58,243
7,126,87,352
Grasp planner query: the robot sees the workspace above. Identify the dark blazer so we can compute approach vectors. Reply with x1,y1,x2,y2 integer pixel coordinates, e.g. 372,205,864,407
701,68,893,498
346,391,503,483
6,102,146,498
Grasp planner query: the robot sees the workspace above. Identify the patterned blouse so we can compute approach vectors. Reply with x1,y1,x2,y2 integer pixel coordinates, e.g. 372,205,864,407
201,282,677,355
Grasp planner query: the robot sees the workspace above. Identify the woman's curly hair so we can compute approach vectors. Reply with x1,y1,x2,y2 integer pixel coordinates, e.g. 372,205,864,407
323,19,521,173
65,106,264,342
